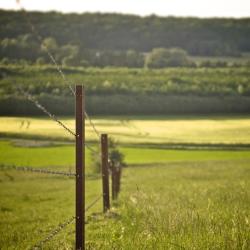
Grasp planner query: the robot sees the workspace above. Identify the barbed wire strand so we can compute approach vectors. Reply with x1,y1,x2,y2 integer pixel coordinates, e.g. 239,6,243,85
18,87,76,137
32,194,102,249
85,194,103,212
0,164,76,177
32,216,75,250
17,0,104,139
85,111,101,139
13,5,111,250
16,0,75,96
16,1,106,143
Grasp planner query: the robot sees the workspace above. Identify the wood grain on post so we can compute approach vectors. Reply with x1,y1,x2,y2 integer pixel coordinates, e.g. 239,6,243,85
101,134,110,212
75,85,85,250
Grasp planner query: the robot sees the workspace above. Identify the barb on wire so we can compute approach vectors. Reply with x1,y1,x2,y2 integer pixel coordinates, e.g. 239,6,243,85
32,216,75,250
85,111,100,139
32,194,102,249
18,87,76,137
0,164,76,177
16,0,75,96
85,194,103,212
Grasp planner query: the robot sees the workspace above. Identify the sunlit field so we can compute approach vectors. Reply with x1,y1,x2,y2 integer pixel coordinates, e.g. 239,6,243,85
1,115,250,145
0,158,249,249
0,115,250,249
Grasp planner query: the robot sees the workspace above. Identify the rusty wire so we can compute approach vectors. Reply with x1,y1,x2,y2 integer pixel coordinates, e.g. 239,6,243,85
0,164,76,177
16,1,106,143
85,111,101,139
32,216,75,250
31,194,102,249
17,1,104,144
19,87,76,137
85,194,103,212
14,3,112,248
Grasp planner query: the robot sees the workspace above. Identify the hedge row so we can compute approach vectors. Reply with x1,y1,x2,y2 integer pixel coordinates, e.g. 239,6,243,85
1,94,250,116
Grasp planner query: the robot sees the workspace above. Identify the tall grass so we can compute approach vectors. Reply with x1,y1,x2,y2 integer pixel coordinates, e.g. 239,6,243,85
87,160,250,249
0,159,249,249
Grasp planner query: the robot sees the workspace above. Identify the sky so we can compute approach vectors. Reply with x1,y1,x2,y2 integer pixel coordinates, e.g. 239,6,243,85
0,0,249,18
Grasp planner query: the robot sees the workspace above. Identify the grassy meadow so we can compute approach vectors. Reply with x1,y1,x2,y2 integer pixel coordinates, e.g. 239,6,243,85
1,115,250,144
0,115,250,249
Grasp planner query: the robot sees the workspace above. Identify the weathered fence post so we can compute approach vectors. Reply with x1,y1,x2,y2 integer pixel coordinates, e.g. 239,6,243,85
116,166,122,196
111,163,122,200
111,162,116,200
75,85,85,250
101,134,110,212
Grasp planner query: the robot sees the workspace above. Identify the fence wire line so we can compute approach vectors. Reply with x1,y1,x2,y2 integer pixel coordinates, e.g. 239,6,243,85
16,0,75,96
32,194,102,249
0,164,76,177
85,194,103,212
13,5,118,247
85,111,101,139
19,87,76,137
32,216,75,250
17,1,106,144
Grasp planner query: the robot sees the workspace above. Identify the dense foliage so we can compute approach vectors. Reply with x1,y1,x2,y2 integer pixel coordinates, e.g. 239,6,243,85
145,48,193,68
1,10,250,67
0,65,250,115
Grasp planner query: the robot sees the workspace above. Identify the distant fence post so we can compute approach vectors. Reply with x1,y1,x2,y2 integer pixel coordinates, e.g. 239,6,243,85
111,163,122,200
101,134,110,212
116,166,122,197
75,85,85,250
111,162,116,200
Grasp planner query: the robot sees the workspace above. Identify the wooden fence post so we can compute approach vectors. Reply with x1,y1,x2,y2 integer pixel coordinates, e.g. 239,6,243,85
101,134,110,212
111,163,122,200
116,167,122,196
111,162,116,200
75,85,85,250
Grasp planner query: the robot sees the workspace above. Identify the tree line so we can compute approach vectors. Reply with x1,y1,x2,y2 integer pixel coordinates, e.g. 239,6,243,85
0,10,250,67
0,66,250,115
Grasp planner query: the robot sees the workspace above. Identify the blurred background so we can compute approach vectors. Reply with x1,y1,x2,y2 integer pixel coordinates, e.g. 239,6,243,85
0,1,250,249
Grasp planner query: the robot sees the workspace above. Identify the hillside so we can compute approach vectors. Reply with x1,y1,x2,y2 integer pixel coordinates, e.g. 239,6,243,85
1,10,250,67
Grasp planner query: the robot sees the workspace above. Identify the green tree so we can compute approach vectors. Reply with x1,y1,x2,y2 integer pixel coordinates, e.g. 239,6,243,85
145,48,191,68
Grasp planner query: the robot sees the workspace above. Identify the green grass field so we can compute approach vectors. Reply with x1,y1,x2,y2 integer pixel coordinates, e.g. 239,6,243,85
0,158,249,249
1,140,250,170
0,115,250,249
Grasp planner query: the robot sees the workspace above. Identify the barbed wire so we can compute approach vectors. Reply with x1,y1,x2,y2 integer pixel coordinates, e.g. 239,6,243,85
18,86,76,137
16,0,108,147
16,0,75,96
85,194,103,212
12,4,114,250
0,164,76,177
32,216,75,250
85,111,101,139
31,194,102,249
16,1,105,144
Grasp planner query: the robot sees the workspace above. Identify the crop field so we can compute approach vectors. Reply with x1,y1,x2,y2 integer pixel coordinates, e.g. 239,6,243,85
1,115,250,144
0,115,250,249
1,66,250,116
1,66,250,97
